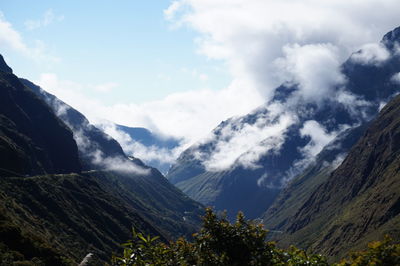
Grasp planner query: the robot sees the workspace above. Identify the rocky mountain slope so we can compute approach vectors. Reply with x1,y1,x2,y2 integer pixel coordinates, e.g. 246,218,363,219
262,94,400,259
0,169,202,264
0,55,81,177
0,55,203,264
20,78,131,171
167,26,400,219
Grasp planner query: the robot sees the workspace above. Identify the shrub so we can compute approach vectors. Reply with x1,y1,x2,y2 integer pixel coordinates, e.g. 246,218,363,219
111,208,328,266
112,208,399,265
337,235,400,266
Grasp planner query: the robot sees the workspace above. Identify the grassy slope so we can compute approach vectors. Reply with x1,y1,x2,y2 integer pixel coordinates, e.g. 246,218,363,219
0,171,202,265
263,95,400,260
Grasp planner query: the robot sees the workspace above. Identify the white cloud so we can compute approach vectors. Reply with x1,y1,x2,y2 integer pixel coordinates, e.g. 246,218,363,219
92,82,118,93
299,120,339,158
196,103,296,171
24,9,64,30
35,73,264,144
91,149,150,175
0,13,59,62
350,43,390,65
96,121,186,166
275,43,346,102
277,120,347,184
166,0,400,100
391,72,400,84
27,1,400,176
0,12,28,53
164,1,185,21
59,114,150,175
35,1,400,146
336,90,372,118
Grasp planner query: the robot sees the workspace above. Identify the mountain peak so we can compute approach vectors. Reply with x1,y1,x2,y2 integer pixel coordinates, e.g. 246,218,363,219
0,55,13,74
382,26,400,50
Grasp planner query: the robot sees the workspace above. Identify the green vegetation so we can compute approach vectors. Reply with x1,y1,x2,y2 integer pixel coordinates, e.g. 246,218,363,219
262,95,400,259
112,209,400,266
0,171,202,265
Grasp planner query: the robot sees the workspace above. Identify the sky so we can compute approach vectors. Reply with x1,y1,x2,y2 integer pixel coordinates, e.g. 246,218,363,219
0,1,230,105
1,0,400,170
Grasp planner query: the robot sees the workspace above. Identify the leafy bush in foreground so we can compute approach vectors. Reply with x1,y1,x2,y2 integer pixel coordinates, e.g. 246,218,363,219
336,235,400,266
111,208,399,266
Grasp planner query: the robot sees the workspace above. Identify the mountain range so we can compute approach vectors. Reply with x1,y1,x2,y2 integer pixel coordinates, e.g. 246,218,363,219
0,26,400,265
166,26,400,220
262,93,400,260
0,56,202,264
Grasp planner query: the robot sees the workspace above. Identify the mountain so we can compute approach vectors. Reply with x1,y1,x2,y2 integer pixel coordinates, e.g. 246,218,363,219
260,123,370,236
0,56,203,264
166,26,400,219
262,94,400,260
116,125,179,150
0,170,202,264
114,124,180,174
0,55,81,177
20,79,131,171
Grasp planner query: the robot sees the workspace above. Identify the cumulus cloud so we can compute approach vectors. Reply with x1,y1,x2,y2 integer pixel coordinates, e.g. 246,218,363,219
350,43,390,65
166,0,400,100
35,73,264,143
37,1,400,145
275,43,345,102
30,1,400,176
24,9,64,30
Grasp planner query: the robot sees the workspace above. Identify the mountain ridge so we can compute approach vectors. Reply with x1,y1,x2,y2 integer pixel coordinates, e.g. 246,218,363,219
0,55,203,264
166,26,400,219
262,94,400,259
0,66,81,176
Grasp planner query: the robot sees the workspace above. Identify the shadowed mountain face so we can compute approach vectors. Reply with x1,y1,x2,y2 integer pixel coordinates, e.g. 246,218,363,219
262,94,400,260
167,26,400,219
20,79,130,171
0,55,204,264
0,170,203,264
0,56,81,177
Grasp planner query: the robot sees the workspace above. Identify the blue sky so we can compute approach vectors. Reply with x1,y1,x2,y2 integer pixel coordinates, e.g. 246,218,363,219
1,0,230,105
1,0,399,148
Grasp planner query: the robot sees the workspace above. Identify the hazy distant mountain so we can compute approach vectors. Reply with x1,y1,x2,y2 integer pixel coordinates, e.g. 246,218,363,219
167,26,400,219
117,125,179,149
115,124,180,174
262,94,400,259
